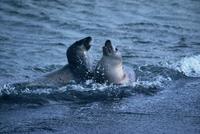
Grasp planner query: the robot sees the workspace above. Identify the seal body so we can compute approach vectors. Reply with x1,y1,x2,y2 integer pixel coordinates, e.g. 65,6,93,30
30,65,75,87
94,40,136,84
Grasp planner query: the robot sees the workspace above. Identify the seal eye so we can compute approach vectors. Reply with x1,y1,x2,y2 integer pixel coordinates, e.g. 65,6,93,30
115,48,118,51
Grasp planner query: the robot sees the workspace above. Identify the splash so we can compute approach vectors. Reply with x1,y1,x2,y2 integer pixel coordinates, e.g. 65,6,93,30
0,77,164,103
0,83,54,96
178,55,200,77
161,55,200,77
167,55,200,77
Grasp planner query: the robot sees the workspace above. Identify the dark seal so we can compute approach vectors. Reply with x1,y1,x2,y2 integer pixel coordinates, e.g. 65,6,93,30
30,37,93,87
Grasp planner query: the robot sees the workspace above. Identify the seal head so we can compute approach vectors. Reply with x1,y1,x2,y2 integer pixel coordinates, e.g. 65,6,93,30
67,36,93,80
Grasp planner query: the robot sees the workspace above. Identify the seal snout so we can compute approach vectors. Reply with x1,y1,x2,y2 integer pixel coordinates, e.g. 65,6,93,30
105,40,112,47
85,36,92,42
84,36,92,50
103,40,115,56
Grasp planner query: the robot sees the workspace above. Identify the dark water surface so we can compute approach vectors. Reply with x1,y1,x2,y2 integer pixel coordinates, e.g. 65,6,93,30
0,0,200,133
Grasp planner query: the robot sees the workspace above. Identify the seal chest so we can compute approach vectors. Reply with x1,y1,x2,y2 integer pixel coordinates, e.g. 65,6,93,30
94,40,133,84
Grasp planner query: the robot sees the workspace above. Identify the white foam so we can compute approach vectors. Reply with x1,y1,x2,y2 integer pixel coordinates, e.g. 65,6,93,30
177,55,200,77
131,75,170,89
0,74,167,97
0,84,15,96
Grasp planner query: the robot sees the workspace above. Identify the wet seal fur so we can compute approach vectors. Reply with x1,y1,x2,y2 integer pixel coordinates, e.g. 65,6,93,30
31,37,93,87
94,40,136,84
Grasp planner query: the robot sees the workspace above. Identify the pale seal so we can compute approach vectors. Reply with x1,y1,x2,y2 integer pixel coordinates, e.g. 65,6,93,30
94,40,136,84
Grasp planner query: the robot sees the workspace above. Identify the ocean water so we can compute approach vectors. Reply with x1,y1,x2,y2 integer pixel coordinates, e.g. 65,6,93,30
0,0,200,133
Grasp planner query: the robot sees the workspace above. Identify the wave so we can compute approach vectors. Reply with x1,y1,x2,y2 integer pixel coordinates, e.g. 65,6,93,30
0,61,188,104
166,55,200,77
0,77,165,104
178,55,200,77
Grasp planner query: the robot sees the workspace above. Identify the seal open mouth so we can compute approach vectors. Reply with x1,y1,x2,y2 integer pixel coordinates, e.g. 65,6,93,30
103,40,115,56
83,36,92,50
